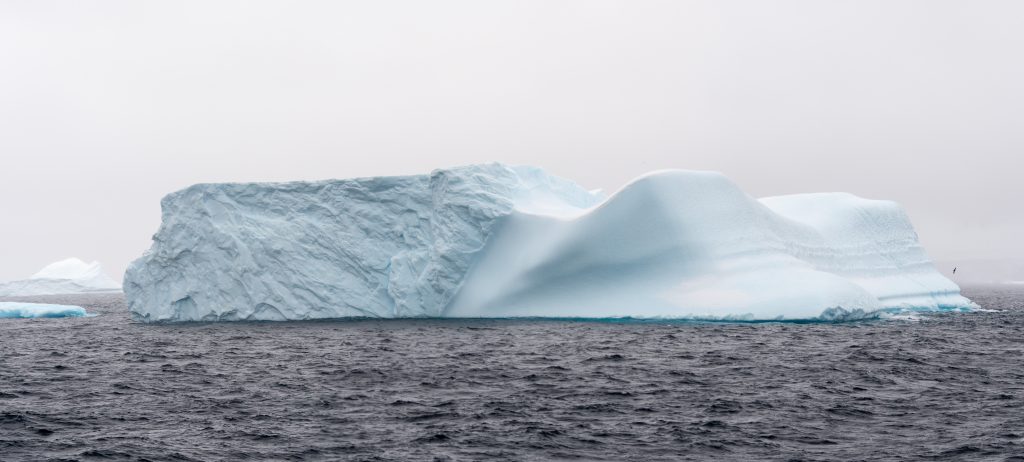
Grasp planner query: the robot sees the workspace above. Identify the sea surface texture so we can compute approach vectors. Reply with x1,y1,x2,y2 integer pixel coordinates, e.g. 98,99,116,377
0,285,1022,461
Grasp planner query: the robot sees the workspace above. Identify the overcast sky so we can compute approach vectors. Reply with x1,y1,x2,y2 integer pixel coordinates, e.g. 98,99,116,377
1,1,1022,282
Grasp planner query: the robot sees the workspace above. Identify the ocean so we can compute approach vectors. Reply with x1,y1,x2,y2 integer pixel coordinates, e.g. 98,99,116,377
1,285,1022,461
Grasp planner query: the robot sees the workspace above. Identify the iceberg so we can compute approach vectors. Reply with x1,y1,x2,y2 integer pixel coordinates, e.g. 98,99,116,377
124,164,973,322
0,302,88,319
0,258,122,297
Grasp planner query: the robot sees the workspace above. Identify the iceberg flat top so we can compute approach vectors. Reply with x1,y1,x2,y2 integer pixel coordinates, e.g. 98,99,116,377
124,163,973,322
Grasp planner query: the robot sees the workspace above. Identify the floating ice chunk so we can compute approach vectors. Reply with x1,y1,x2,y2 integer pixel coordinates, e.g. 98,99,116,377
0,302,88,318
124,163,975,322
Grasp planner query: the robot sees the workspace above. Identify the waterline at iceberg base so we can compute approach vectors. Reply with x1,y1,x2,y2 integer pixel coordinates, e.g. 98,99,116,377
123,164,973,322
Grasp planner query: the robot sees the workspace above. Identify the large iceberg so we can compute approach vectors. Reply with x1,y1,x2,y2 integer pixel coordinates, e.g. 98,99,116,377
0,258,122,297
124,164,973,322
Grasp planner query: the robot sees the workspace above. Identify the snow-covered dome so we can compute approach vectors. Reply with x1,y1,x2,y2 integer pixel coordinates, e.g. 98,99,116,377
0,258,121,297
32,257,118,284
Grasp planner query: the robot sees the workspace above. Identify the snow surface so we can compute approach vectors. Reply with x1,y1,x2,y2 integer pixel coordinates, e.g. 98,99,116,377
0,302,87,318
124,164,974,322
0,258,122,297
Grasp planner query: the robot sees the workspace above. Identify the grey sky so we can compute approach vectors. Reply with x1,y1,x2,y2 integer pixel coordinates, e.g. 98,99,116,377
1,1,1021,282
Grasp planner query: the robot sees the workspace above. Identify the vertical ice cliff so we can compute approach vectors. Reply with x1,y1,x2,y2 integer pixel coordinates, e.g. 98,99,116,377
125,164,973,322
124,164,603,321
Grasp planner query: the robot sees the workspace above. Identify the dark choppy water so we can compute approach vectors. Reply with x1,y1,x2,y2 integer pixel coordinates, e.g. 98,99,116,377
2,286,1024,461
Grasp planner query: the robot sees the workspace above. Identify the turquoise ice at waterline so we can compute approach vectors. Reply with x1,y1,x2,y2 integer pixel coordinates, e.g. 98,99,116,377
0,302,88,318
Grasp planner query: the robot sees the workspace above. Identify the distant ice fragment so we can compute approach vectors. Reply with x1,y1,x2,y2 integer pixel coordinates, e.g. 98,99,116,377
0,302,88,318
123,163,975,322
0,258,121,297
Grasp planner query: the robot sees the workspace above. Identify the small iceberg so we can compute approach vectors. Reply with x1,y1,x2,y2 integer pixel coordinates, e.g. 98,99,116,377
0,302,88,319
0,258,122,297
